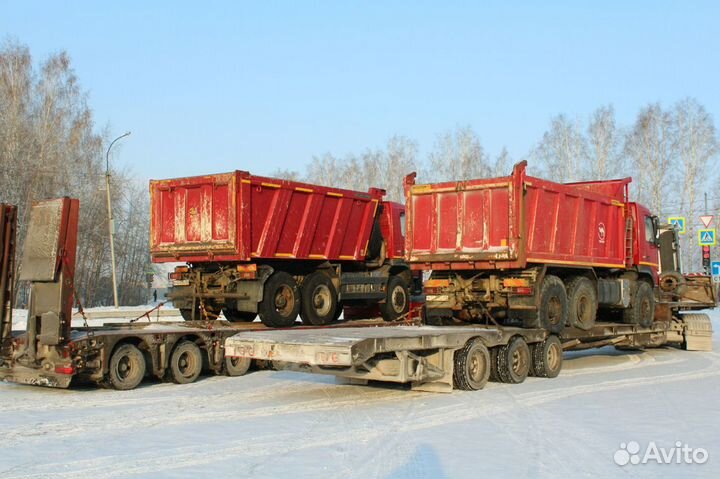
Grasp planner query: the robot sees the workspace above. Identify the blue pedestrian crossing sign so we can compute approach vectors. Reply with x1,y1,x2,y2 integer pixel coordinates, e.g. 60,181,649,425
698,229,716,246
668,217,686,234
712,261,720,276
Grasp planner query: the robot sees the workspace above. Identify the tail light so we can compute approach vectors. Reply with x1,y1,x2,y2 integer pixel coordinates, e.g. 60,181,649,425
54,365,75,375
424,278,450,294
237,264,257,280
169,265,190,280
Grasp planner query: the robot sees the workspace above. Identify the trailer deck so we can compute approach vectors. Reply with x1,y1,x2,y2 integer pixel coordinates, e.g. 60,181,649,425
225,314,713,392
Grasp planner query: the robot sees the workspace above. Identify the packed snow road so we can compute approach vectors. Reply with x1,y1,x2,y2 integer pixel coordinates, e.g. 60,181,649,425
1,311,718,479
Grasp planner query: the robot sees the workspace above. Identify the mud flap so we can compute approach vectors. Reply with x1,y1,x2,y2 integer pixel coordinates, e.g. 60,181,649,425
681,313,713,351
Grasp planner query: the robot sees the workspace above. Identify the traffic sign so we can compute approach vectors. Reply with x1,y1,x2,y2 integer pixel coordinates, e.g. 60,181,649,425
698,229,716,246
712,261,720,276
700,215,714,228
668,216,686,234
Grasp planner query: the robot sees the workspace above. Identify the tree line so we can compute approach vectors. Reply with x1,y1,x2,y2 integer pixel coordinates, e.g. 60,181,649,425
275,103,719,272
0,40,151,307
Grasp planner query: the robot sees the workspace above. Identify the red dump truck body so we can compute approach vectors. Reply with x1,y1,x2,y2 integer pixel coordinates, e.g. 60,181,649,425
405,161,636,271
150,172,385,264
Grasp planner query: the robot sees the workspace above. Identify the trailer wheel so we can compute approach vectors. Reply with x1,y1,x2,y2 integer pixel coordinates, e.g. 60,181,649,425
169,341,203,384
300,271,338,325
259,272,301,327
565,277,597,331
623,281,654,328
108,343,146,390
453,338,491,391
530,336,563,378
496,336,531,384
223,308,256,322
537,275,568,334
225,356,251,376
380,275,410,322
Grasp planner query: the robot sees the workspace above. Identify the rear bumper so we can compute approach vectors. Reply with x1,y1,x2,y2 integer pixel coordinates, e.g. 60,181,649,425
0,363,73,388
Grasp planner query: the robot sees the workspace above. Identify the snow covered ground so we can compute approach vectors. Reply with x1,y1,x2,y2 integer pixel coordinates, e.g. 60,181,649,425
1,310,718,478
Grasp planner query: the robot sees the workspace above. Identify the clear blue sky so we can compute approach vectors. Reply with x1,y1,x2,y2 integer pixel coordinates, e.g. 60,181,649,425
2,1,718,181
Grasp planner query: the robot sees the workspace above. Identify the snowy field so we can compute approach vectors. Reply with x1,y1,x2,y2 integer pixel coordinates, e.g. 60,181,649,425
1,309,718,478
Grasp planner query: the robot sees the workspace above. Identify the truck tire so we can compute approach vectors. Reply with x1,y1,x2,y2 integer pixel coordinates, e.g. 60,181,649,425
530,336,563,378
223,308,256,322
169,341,203,384
300,271,338,325
179,308,196,321
496,336,530,384
623,281,655,328
259,272,301,327
537,275,568,334
380,275,410,322
225,356,251,376
108,343,146,390
453,338,491,391
565,276,597,330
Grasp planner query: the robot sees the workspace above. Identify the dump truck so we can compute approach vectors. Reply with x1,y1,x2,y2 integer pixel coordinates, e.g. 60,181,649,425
150,172,414,327
403,160,712,331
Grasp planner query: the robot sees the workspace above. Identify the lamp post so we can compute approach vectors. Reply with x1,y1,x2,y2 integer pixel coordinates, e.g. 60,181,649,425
105,131,131,308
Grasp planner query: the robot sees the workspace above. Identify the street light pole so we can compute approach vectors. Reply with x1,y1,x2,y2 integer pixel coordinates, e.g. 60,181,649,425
105,131,131,308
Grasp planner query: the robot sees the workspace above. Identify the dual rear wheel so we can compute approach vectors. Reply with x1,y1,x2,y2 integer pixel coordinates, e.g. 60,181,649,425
453,335,563,391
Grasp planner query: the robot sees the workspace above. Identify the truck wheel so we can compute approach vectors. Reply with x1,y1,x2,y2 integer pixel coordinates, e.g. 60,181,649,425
623,281,655,328
537,275,568,334
108,343,146,390
259,272,301,327
565,277,597,331
225,356,251,376
496,336,530,384
300,271,338,325
453,338,491,391
530,336,563,378
380,275,410,322
223,308,256,322
169,341,203,384
179,308,196,321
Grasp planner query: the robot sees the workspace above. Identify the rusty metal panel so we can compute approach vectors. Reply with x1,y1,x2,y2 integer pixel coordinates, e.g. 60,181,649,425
19,199,66,281
405,161,630,269
150,171,385,263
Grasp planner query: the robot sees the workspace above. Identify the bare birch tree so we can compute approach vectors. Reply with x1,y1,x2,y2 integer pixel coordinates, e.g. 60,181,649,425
534,114,588,182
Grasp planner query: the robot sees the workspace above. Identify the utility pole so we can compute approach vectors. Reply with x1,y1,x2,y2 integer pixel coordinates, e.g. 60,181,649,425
105,132,131,308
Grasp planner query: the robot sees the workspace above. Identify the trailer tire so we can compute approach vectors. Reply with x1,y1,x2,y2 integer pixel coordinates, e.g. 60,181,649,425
623,281,655,328
179,308,196,321
300,271,338,325
530,336,563,378
565,276,597,331
496,336,531,384
380,275,410,322
259,272,301,327
223,308,256,322
537,275,568,334
453,338,491,391
108,343,146,390
225,356,251,376
169,341,203,384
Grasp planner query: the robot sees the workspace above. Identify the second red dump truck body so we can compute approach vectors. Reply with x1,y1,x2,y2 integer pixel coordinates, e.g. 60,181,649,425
404,161,657,275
